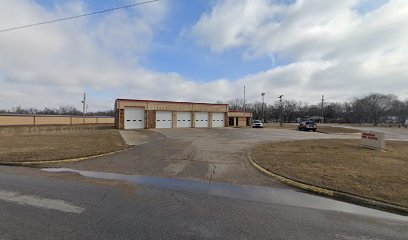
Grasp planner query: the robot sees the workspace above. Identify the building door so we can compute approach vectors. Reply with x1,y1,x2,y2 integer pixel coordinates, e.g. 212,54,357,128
195,112,210,128
156,111,173,128
246,117,251,126
124,108,145,129
177,112,192,128
229,117,234,127
212,113,225,127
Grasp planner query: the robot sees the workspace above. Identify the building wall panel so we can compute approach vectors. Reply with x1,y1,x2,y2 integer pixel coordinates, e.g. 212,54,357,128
238,117,247,127
98,117,114,124
84,118,98,124
71,117,83,125
0,115,113,126
35,116,71,125
0,116,34,125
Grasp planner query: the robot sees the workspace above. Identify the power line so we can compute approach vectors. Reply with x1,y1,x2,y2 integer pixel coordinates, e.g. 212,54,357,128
0,0,159,33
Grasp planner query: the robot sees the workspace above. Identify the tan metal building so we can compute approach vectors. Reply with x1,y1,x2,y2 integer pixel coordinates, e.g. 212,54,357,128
115,99,229,129
228,111,253,127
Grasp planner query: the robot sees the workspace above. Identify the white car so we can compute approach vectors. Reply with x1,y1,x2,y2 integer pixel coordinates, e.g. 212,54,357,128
252,120,263,128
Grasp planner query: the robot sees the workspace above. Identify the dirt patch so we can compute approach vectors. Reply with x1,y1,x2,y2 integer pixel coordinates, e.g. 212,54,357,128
251,139,408,207
0,125,129,162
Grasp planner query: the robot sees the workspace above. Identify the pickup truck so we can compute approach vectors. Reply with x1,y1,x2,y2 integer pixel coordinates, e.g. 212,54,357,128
298,121,317,132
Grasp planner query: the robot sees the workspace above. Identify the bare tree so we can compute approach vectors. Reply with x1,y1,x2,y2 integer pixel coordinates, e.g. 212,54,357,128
227,98,245,111
58,105,82,115
391,100,408,125
361,93,397,125
283,100,298,123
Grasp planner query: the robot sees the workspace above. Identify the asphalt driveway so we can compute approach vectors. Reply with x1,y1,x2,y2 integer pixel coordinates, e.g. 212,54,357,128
60,127,359,188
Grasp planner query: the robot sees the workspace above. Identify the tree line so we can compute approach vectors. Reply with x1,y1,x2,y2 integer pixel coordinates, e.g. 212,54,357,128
221,93,408,126
0,105,114,116
2,92,407,125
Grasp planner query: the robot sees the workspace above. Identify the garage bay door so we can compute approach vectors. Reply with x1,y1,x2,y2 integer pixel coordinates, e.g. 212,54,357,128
212,113,225,127
195,112,209,128
177,112,192,128
156,111,173,128
124,108,145,129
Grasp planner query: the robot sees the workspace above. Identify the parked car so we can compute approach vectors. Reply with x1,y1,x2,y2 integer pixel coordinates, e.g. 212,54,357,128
252,120,263,128
298,120,317,132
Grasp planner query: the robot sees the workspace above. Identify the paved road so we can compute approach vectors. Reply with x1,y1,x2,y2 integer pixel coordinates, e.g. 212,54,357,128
60,128,359,188
0,166,406,240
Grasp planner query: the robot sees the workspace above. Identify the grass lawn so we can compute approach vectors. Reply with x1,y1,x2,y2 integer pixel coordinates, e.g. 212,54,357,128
317,125,361,134
0,125,129,163
251,139,408,207
263,123,297,130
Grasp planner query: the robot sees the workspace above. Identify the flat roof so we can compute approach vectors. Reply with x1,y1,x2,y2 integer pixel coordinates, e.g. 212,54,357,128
116,98,229,106
0,114,112,118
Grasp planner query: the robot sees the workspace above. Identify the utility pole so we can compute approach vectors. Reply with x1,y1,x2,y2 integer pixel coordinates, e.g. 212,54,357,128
278,95,284,127
81,93,87,116
261,92,265,122
243,85,246,126
321,95,325,124
81,93,86,124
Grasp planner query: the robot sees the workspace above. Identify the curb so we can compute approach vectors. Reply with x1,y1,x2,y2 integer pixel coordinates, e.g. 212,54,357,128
248,152,408,216
0,146,134,167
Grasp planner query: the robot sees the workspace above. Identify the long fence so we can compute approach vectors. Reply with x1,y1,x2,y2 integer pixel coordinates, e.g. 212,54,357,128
0,114,114,126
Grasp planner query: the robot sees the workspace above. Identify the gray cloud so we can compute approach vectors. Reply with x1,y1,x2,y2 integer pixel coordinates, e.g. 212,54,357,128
0,0,407,112
190,0,408,103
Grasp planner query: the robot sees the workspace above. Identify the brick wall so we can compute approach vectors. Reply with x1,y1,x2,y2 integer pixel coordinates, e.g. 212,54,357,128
146,110,156,129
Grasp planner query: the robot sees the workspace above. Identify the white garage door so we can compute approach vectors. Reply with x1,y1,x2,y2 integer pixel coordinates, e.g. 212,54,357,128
177,112,192,128
124,108,145,129
212,113,225,128
156,111,173,128
195,112,209,128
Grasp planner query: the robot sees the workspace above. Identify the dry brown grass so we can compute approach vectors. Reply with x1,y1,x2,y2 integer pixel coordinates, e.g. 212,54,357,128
251,139,408,207
264,123,361,134
0,125,129,162
263,123,297,130
317,126,361,134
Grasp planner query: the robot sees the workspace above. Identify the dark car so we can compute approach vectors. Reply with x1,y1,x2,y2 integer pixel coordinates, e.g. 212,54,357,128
298,121,317,132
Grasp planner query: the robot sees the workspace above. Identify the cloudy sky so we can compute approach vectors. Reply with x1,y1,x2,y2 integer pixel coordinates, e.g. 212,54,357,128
0,0,407,111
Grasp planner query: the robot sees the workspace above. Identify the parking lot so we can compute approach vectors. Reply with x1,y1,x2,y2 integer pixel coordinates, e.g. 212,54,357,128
61,127,363,188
